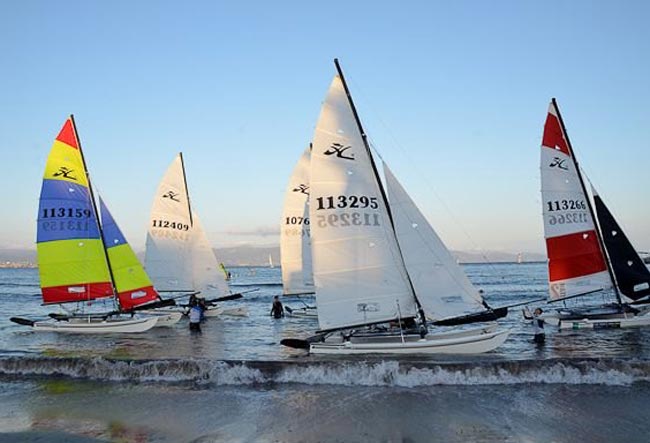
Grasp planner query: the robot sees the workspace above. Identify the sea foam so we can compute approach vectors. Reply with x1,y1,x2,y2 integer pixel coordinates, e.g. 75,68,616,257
1,356,648,387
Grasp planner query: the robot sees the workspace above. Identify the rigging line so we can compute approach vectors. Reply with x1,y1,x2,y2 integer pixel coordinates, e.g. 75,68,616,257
344,76,504,277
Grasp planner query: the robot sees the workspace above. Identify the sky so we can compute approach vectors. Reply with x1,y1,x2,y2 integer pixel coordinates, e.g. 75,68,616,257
1,1,649,255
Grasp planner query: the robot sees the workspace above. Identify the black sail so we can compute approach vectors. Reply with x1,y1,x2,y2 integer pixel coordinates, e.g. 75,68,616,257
594,194,650,301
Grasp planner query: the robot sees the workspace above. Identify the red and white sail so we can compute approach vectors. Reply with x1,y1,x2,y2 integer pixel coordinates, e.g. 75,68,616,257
540,100,612,300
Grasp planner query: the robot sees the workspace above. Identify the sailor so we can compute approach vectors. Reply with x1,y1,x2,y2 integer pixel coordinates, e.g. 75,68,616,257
189,299,202,332
270,295,284,319
197,296,208,321
532,308,545,344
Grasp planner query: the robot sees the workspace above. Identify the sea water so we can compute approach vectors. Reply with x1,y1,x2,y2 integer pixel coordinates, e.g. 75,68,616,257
0,264,649,442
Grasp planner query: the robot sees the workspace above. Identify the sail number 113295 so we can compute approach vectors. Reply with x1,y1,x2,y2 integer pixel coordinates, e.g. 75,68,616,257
316,195,378,210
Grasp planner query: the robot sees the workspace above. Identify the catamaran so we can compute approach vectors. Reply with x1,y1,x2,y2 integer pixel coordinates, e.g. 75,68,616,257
280,146,317,318
532,98,650,329
144,153,248,317
10,117,175,333
281,60,510,354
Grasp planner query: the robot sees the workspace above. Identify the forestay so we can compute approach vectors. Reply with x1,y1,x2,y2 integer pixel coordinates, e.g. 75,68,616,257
592,186,650,302
310,75,417,331
281,146,314,295
383,164,485,320
540,100,611,300
144,154,194,292
37,118,113,304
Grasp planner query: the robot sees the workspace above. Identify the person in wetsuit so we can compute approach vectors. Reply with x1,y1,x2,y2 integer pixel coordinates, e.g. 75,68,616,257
270,295,284,319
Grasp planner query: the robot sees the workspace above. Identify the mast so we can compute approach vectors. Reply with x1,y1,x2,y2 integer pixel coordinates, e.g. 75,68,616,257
69,114,119,303
179,151,194,227
333,59,427,325
551,98,622,304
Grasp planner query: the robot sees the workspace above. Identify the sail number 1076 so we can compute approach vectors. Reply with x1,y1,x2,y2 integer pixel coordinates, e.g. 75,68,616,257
316,195,378,210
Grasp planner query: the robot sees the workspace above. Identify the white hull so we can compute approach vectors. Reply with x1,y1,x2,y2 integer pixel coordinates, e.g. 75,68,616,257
203,306,249,318
558,312,650,330
140,311,183,327
32,316,158,334
286,307,318,318
310,326,509,355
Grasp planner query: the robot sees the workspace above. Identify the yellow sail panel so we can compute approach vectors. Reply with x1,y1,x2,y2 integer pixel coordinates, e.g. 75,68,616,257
107,244,154,293
99,197,159,310
38,239,111,286
42,140,89,187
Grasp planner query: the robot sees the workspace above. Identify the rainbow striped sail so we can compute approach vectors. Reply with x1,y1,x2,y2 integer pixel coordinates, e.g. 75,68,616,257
37,118,113,304
99,197,160,310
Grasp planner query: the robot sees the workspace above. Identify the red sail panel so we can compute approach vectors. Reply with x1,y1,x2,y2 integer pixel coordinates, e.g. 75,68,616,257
116,286,159,311
542,108,570,156
546,230,607,281
41,282,114,305
56,118,79,149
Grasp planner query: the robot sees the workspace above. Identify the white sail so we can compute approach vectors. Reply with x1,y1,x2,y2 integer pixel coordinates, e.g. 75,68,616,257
190,211,230,298
310,75,417,331
383,164,485,320
144,154,194,292
540,100,611,300
281,146,315,295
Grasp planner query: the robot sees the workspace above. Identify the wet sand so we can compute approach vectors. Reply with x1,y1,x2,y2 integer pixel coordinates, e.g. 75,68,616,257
1,379,649,442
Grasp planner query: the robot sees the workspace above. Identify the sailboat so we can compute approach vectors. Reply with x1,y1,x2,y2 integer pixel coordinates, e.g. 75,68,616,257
281,60,509,354
280,146,317,318
10,117,165,333
144,153,248,317
534,98,650,329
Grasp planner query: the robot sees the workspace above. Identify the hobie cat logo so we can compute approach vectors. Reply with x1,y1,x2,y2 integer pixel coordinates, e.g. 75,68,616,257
53,166,77,181
162,191,180,202
549,157,568,170
324,143,354,160
292,184,309,195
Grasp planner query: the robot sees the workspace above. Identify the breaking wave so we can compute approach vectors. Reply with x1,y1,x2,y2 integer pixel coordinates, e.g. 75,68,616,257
1,357,649,386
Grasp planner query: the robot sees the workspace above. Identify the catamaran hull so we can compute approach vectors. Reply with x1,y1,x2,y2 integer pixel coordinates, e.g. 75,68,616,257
558,313,650,330
310,327,510,355
203,306,249,317
31,316,158,333
286,308,318,318
141,311,182,327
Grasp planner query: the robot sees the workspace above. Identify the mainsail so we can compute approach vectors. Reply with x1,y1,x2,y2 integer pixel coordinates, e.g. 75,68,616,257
280,146,314,295
145,153,229,298
145,154,194,292
383,163,485,320
99,197,160,310
592,186,650,302
540,100,612,300
36,117,113,304
309,73,417,331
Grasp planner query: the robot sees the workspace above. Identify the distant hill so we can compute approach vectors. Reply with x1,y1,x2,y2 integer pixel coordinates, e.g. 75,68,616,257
0,246,544,267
